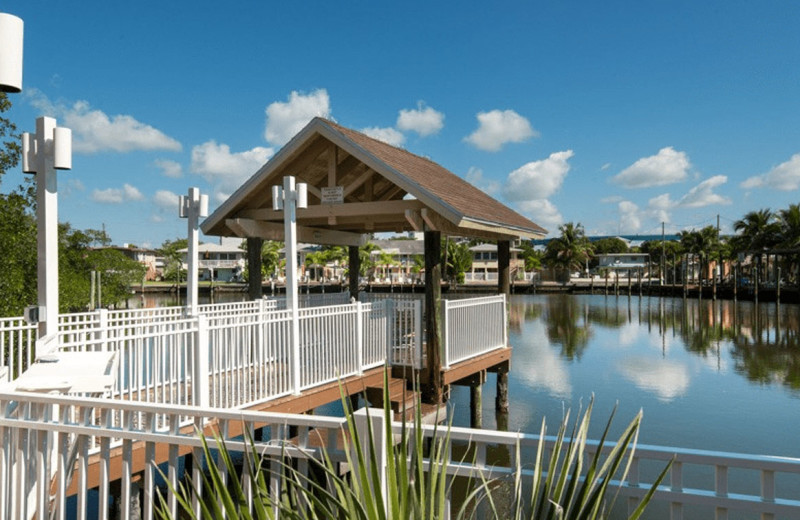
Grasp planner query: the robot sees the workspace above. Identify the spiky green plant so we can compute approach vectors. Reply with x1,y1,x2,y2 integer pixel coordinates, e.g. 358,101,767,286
156,375,669,519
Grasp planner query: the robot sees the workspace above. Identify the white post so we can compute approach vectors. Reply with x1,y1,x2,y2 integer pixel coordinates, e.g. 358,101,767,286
179,188,208,316
414,300,422,369
385,299,395,365
22,117,71,342
353,407,388,514
275,176,306,395
36,117,58,339
356,301,363,374
194,316,210,408
441,299,450,370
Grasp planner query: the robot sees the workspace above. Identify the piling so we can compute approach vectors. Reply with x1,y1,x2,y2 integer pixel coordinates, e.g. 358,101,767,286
733,266,738,301
470,384,483,428
777,267,782,304
754,266,759,304
495,365,509,413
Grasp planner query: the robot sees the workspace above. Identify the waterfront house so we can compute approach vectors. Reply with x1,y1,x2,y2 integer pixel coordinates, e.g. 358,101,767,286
178,237,245,282
466,242,530,282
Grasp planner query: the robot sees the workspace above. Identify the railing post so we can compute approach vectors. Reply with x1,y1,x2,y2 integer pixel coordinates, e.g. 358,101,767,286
353,407,388,515
501,293,508,348
194,316,210,409
441,299,450,370
356,301,364,374
385,299,395,366
414,300,423,370
98,308,109,352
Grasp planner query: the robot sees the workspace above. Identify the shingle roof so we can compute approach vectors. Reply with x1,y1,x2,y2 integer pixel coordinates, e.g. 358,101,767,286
324,120,547,236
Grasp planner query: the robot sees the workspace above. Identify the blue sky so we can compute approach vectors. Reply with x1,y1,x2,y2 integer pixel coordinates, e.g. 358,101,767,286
4,1,800,248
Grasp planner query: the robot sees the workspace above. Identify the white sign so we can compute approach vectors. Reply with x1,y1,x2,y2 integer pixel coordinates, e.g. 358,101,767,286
321,186,344,205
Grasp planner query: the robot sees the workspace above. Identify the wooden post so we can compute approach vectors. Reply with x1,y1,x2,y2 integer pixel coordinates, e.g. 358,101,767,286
498,240,511,297
495,362,509,413
349,245,360,300
247,237,263,300
604,271,608,295
470,383,482,428
733,266,738,301
424,230,443,404
777,267,782,304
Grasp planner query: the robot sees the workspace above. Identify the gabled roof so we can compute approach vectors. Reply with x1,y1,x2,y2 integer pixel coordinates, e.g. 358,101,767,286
202,118,547,243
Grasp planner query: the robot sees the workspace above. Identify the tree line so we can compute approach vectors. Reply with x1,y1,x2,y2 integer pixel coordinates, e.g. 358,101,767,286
540,207,800,284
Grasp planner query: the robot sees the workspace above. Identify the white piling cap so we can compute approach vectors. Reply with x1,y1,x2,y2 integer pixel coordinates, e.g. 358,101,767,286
53,127,72,170
0,13,23,93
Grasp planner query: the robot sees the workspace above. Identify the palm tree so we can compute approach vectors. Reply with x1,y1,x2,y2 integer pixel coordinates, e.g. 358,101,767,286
733,209,780,281
544,222,592,281
679,226,720,282
444,240,473,283
777,204,800,283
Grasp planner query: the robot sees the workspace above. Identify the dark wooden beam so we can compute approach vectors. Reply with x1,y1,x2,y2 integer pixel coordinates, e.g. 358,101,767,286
247,237,263,300
423,230,443,404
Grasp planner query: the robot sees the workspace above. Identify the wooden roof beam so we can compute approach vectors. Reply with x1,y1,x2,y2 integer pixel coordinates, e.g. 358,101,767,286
226,218,366,247
238,199,425,222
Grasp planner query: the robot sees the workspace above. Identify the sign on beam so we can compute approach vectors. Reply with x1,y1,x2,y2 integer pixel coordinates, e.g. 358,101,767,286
321,186,344,205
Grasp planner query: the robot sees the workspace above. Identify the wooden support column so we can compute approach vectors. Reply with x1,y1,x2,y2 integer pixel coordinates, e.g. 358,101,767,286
498,240,511,297
470,384,483,428
247,237,263,300
495,362,509,413
349,245,360,300
424,230,443,404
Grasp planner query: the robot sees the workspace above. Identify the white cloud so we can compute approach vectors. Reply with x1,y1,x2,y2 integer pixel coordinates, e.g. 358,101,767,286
360,126,405,147
28,89,181,154
465,167,499,196
62,178,85,197
518,199,562,234
91,183,144,204
153,190,180,212
600,195,623,204
264,89,331,146
678,175,731,207
741,154,800,191
464,109,537,152
396,102,444,136
618,200,642,232
647,193,674,223
612,147,690,188
617,357,690,402
190,140,274,195
503,150,573,201
155,159,182,178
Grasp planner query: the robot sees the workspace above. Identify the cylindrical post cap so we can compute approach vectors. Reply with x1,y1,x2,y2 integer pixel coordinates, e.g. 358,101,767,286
0,13,23,93
53,127,72,170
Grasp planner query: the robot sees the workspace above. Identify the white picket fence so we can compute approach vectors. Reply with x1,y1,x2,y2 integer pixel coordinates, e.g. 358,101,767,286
442,294,506,368
1,391,798,520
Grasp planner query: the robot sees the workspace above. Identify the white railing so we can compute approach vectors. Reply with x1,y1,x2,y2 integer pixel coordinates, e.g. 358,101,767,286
442,294,506,368
0,317,36,383
268,290,351,310
1,391,798,520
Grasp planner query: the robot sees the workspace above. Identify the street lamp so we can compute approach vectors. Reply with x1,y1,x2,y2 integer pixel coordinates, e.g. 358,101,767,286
179,187,208,316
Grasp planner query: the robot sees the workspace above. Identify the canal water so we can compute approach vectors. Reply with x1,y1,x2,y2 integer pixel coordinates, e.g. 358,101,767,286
449,294,800,459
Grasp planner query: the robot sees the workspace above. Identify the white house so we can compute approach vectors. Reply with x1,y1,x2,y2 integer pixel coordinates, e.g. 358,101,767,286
179,238,245,282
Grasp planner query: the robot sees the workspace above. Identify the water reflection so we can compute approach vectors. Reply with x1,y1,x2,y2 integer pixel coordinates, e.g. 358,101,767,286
509,295,800,396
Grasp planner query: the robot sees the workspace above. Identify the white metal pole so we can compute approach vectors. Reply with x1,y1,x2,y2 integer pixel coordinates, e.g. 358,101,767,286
36,116,58,338
284,176,302,394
